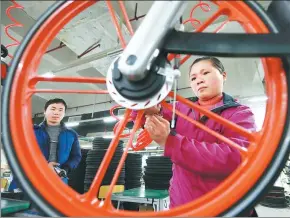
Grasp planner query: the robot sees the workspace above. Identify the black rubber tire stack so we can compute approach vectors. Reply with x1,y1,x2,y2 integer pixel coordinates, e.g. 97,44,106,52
84,138,125,195
259,186,288,208
123,153,143,211
125,153,143,190
68,148,89,194
143,156,172,190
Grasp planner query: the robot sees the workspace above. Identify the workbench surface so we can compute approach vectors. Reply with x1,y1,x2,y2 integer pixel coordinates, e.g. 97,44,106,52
1,198,30,216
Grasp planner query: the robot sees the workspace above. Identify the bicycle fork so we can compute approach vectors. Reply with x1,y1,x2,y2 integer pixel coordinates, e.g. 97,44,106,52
117,1,187,81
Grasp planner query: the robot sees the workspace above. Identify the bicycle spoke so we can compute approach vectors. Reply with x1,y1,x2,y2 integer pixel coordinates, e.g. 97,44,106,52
106,0,127,48
103,110,145,204
133,130,152,151
162,101,250,156
167,92,256,141
30,89,108,94
84,109,132,202
137,131,150,143
118,1,134,36
28,76,106,85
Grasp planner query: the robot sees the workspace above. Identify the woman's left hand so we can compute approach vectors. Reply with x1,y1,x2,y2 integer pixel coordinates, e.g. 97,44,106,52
144,114,170,146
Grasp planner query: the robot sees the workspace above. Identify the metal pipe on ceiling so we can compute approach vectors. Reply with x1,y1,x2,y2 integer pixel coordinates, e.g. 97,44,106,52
46,42,66,54
51,46,123,74
129,3,146,22
77,40,101,59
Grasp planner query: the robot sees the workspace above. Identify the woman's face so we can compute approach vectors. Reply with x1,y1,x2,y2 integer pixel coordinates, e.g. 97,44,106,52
189,60,226,100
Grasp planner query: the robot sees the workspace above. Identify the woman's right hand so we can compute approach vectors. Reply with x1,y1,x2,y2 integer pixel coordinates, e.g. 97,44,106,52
144,104,161,115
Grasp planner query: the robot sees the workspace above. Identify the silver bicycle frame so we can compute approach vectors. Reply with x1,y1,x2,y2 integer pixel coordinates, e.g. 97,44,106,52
117,1,187,81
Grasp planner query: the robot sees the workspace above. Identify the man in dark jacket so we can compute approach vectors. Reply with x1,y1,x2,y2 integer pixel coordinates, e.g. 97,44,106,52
34,98,81,182
9,98,81,190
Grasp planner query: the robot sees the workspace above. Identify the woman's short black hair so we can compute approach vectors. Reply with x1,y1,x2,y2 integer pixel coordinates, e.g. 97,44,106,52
44,98,67,111
189,57,225,74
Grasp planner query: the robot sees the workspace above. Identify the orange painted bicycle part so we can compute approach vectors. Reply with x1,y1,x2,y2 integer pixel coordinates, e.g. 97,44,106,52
106,0,127,49
4,0,24,60
110,105,132,138
5,0,288,217
113,117,153,151
167,1,229,63
1,61,8,80
113,120,132,138
132,129,153,151
110,105,123,121
111,108,153,151
118,1,134,36
110,105,153,150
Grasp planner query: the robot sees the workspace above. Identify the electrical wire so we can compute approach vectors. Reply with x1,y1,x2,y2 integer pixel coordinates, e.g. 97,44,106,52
4,0,24,61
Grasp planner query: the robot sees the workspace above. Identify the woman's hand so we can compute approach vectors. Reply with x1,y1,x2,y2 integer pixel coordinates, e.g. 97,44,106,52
144,114,170,146
143,104,161,115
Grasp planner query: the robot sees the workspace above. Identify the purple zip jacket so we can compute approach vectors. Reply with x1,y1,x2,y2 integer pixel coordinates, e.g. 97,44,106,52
131,93,256,208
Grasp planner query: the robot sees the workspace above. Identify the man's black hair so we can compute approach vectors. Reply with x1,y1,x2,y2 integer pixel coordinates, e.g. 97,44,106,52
189,57,225,74
44,98,67,111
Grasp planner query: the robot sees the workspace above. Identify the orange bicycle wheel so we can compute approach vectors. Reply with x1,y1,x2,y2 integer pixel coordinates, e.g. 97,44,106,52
2,0,290,216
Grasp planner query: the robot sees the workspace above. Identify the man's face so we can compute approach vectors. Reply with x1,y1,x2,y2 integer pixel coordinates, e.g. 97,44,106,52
44,103,65,125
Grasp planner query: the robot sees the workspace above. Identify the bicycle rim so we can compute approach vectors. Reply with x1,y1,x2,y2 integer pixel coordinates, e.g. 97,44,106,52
2,0,290,216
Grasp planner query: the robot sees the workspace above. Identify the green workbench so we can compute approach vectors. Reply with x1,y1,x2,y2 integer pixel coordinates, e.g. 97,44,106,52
111,187,170,211
1,198,30,216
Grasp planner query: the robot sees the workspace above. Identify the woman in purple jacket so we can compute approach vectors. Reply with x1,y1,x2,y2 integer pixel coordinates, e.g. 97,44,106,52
142,57,257,209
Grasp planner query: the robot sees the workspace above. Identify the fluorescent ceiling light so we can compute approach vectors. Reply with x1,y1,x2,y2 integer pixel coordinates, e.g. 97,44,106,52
65,122,79,127
102,135,114,139
81,145,92,149
146,146,158,150
103,116,123,123
42,72,55,78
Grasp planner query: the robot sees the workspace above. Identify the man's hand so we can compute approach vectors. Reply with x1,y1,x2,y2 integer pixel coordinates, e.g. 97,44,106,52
48,162,59,173
144,115,170,146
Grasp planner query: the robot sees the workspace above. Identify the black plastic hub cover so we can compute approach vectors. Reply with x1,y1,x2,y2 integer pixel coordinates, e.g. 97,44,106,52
112,57,166,101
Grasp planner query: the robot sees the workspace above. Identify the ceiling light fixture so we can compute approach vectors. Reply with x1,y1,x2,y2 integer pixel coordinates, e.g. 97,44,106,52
42,72,55,78
103,116,124,123
65,122,79,127
102,135,114,139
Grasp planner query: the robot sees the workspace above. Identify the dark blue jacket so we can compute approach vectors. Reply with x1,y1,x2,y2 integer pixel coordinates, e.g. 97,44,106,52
34,121,82,172
8,121,81,191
